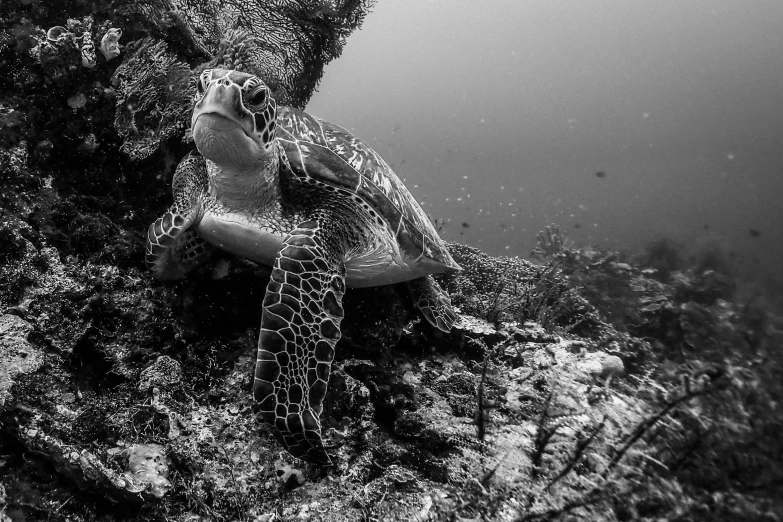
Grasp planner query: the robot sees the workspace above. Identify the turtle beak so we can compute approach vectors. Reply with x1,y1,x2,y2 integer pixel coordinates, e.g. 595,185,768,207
193,81,254,138
192,84,265,170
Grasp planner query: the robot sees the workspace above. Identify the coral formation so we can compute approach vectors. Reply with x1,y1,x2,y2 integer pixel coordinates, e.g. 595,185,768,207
111,38,192,160
126,0,375,107
99,28,121,60
121,443,172,498
0,2,781,521
106,0,375,159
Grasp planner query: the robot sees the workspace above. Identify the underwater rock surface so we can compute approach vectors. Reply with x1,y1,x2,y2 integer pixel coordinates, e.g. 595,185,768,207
0,1,781,521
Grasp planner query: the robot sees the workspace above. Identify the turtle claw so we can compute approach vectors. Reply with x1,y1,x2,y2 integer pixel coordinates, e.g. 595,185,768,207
146,213,211,280
409,275,458,333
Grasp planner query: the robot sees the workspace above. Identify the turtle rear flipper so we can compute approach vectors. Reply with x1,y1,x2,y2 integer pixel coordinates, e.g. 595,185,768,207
409,275,458,332
145,151,210,280
254,219,346,465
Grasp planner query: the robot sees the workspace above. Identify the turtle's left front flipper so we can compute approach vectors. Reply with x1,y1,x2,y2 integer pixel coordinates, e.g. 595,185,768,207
253,220,346,465
146,152,212,280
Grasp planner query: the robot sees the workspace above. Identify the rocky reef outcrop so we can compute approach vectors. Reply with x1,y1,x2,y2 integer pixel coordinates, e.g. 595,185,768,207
0,2,781,521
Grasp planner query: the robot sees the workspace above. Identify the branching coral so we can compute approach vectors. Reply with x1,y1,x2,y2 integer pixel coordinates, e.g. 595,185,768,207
112,38,192,160
531,224,576,262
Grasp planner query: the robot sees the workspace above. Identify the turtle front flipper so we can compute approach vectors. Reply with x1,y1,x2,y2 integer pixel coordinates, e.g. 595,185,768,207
146,214,212,279
408,275,458,332
254,220,346,465
145,152,211,280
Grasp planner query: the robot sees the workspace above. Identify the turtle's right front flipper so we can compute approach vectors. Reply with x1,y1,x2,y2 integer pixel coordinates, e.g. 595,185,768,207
254,219,347,465
145,152,212,280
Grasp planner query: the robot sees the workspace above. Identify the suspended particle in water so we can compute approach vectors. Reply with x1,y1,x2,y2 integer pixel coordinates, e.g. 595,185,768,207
595,171,606,178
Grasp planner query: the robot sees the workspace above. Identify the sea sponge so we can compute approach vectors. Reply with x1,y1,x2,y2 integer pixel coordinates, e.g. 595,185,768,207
46,26,70,43
100,28,121,60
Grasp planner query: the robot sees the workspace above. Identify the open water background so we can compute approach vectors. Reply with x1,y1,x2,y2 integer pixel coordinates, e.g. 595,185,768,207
308,0,783,287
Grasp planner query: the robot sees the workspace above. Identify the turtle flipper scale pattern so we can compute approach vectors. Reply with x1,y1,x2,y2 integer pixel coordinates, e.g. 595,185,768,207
254,221,346,465
146,218,212,280
145,151,210,280
409,275,458,333
146,212,199,279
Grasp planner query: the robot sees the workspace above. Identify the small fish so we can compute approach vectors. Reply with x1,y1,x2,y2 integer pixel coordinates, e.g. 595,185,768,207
595,171,606,178
573,223,581,229
749,228,761,237
461,222,470,228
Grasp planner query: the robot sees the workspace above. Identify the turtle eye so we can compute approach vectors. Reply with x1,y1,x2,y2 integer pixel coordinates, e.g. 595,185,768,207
246,86,268,108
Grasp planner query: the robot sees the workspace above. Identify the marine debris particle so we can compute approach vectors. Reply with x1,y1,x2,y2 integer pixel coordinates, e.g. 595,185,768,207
749,228,761,237
595,171,607,178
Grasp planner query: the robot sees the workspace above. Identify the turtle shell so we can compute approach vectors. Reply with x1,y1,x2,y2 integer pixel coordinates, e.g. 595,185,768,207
275,107,460,271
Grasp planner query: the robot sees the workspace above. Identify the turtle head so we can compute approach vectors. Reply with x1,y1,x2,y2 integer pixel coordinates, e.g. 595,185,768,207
191,68,278,172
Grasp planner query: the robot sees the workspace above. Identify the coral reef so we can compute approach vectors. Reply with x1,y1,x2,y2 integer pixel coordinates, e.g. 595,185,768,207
99,27,121,61
107,0,376,159
0,3,781,522
111,38,192,160
124,0,375,107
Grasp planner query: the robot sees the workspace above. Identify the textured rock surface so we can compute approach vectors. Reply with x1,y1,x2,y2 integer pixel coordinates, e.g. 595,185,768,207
0,1,781,521
0,315,41,408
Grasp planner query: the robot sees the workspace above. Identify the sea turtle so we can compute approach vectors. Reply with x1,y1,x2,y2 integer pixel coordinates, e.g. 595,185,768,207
145,68,460,463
